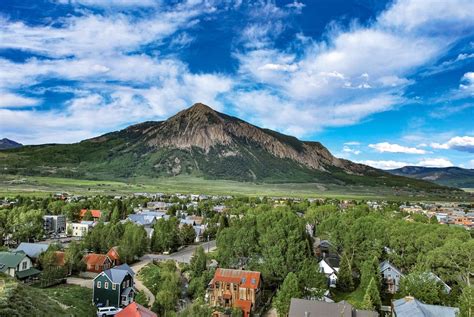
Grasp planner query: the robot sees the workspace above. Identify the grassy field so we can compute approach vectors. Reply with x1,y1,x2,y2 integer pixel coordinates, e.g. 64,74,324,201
0,174,472,201
42,284,95,317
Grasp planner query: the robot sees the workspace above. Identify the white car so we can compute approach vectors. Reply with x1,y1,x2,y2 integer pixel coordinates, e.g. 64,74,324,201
97,306,122,316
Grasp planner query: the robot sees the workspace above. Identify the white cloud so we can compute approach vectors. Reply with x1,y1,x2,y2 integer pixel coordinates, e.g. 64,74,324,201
342,146,361,155
459,72,474,92
369,142,427,154
0,92,40,108
55,0,159,7
357,160,409,169
358,157,454,169
417,158,453,168
344,141,360,146
431,136,474,153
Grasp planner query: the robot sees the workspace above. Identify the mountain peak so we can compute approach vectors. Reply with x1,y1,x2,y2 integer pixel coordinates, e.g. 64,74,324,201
0,138,22,150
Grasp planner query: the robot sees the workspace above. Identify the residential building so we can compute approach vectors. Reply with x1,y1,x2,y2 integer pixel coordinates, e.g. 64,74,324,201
208,268,262,317
92,264,136,308
0,251,41,282
67,221,94,237
115,302,157,317
380,260,404,294
84,253,112,273
80,209,102,221
392,296,459,317
15,242,49,262
318,256,340,288
107,247,121,266
288,298,378,317
43,215,66,234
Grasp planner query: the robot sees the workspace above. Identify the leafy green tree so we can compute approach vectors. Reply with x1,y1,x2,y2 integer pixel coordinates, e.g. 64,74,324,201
337,252,354,292
82,210,93,221
65,240,85,274
135,291,149,307
152,218,180,253
190,246,207,278
155,269,180,314
178,299,212,317
361,277,381,310
458,285,474,317
297,259,327,299
119,223,148,263
399,272,444,305
360,257,381,291
110,206,121,223
273,272,302,316
180,224,196,245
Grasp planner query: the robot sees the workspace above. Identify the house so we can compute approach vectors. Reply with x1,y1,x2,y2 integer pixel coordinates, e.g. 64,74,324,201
425,272,451,294
115,302,157,317
43,215,66,234
318,256,340,288
392,296,459,317
80,209,102,221
379,260,404,294
93,264,136,308
67,221,94,237
84,253,112,273
0,251,41,282
127,211,169,227
107,247,121,266
314,239,335,258
288,298,378,317
208,268,262,317
15,242,49,261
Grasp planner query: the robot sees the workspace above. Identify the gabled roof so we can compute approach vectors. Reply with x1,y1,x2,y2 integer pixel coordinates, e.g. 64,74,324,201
84,253,110,266
212,268,261,289
288,298,378,317
115,302,157,317
107,247,120,262
0,251,28,272
80,209,101,218
16,267,41,279
380,260,404,276
393,297,459,317
101,264,135,284
15,242,49,259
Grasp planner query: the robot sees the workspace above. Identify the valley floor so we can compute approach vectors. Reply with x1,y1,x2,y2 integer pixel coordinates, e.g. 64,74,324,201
1,174,472,201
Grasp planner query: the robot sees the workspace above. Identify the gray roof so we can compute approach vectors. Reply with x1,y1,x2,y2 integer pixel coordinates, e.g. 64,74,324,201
393,297,459,317
289,298,378,317
101,264,134,284
15,242,49,259
380,260,404,276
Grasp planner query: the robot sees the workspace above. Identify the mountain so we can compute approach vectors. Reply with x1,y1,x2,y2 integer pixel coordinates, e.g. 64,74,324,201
388,166,474,188
0,103,450,192
0,138,22,150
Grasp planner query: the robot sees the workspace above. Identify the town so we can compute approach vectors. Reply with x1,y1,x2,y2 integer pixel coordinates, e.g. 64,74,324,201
0,192,472,316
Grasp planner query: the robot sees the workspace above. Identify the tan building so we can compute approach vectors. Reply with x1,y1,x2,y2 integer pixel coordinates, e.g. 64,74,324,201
207,268,262,317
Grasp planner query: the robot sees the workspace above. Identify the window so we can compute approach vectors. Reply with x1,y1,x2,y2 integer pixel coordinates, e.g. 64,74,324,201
97,281,101,288
215,282,219,289
112,283,116,290
104,282,108,289
226,284,230,290
22,262,27,270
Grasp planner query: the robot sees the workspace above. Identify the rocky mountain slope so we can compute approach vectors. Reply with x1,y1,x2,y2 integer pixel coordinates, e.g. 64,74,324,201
389,166,474,188
0,103,450,191
0,138,22,150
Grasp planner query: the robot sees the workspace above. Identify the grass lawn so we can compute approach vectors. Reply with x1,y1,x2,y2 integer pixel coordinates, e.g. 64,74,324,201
331,287,366,308
1,174,470,201
42,284,96,317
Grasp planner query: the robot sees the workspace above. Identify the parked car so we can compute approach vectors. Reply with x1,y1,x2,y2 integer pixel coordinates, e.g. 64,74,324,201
97,307,122,317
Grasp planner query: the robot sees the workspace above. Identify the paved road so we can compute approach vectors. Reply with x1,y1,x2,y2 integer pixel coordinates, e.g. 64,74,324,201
140,240,216,264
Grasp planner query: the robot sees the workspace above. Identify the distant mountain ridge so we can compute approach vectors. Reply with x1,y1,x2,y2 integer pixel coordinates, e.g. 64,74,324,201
0,103,452,192
0,138,22,150
388,166,474,188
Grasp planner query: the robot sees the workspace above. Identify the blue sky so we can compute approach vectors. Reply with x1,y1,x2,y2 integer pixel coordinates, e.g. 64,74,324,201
0,0,473,169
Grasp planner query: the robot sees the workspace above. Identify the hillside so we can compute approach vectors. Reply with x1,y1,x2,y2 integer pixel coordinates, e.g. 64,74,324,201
0,103,452,192
388,166,474,188
0,138,22,150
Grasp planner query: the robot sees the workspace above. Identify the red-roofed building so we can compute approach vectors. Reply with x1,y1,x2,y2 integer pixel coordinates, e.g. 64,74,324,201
115,302,157,317
54,251,65,266
208,268,262,317
83,253,112,273
107,246,121,266
80,209,102,221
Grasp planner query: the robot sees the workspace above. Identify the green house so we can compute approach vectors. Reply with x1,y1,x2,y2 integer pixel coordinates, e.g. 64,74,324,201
92,264,135,308
0,251,41,282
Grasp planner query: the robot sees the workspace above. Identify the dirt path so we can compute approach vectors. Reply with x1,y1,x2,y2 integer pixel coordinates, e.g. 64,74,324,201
66,277,93,289
130,260,155,307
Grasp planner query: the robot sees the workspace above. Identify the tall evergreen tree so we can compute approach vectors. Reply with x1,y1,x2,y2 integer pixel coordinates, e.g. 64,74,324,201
361,277,381,310
337,252,354,292
273,272,302,316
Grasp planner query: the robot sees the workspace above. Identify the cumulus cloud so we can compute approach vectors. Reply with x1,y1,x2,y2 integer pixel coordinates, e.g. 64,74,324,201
369,142,427,154
0,92,40,108
342,146,361,155
431,136,474,153
359,157,454,169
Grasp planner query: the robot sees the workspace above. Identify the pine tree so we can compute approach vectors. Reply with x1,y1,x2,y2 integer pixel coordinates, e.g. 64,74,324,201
274,272,302,316
337,252,354,292
361,277,381,310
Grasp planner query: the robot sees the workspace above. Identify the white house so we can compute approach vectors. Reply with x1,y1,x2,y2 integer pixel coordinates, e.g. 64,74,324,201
67,221,95,237
0,251,40,281
318,257,340,288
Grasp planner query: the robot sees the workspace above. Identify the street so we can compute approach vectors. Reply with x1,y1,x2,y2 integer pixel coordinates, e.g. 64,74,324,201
140,240,216,264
